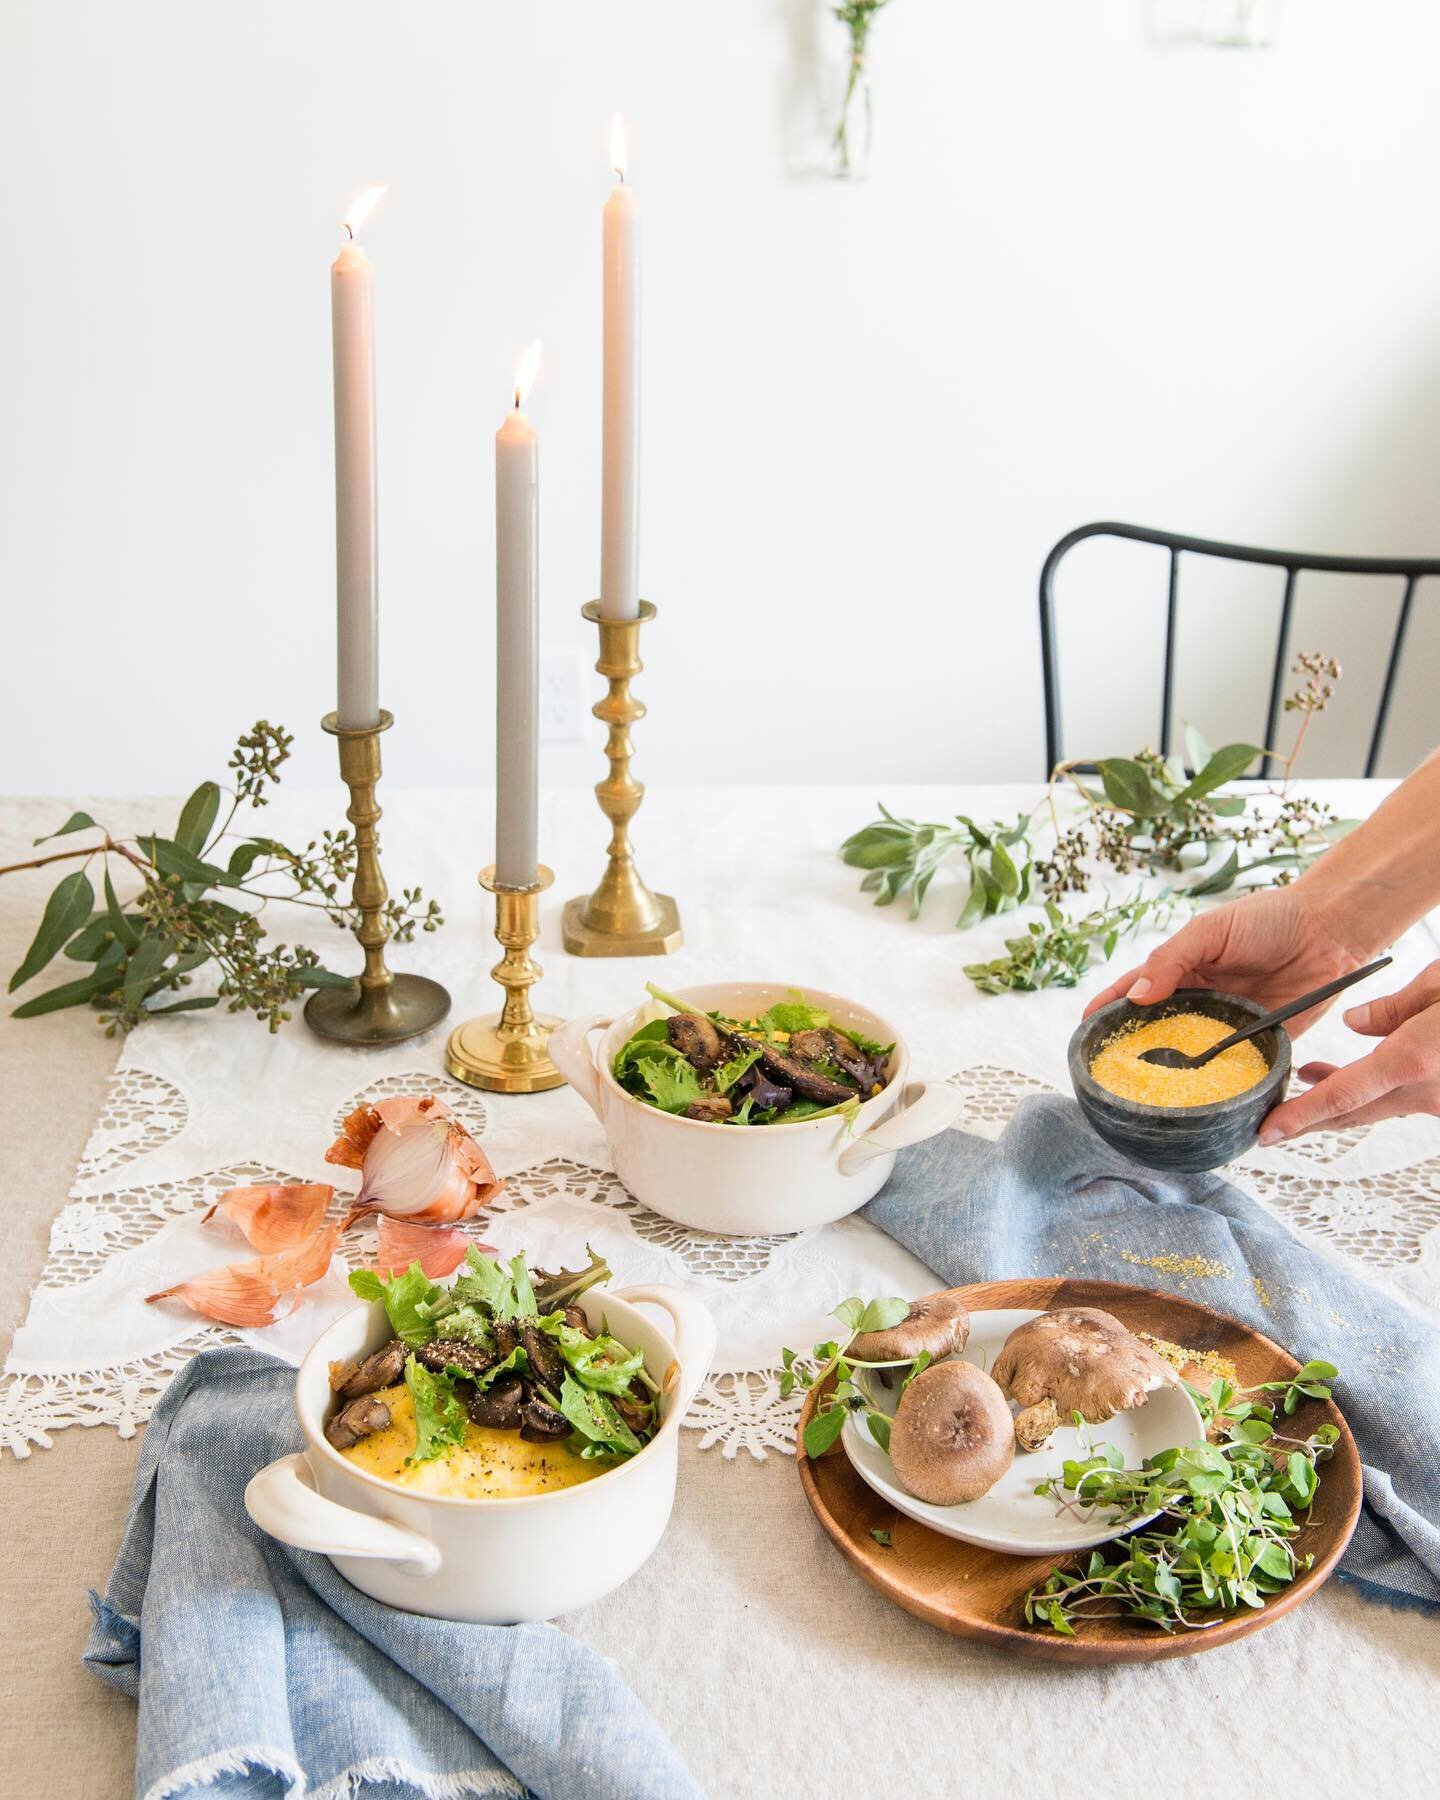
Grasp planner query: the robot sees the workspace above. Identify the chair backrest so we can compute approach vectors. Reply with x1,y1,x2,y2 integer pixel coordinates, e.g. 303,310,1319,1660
1038,521,1440,779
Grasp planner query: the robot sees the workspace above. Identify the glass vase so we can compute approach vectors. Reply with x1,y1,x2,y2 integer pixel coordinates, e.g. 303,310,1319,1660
1201,0,1281,48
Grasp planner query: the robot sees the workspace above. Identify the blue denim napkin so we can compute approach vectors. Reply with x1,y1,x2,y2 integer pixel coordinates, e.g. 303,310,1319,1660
83,1346,701,1800
864,1094,1440,1613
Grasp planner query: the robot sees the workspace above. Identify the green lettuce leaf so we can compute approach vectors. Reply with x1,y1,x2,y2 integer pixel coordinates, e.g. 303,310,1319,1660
348,1262,443,1346
535,1313,646,1395
760,992,830,1034
403,1355,467,1462
637,1056,703,1114
558,1373,643,1457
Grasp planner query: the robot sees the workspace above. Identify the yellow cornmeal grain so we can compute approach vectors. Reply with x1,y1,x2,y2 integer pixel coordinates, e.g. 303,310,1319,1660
339,1385,604,1499
1089,1013,1269,1107
1121,1249,1232,1281
1137,1333,1239,1385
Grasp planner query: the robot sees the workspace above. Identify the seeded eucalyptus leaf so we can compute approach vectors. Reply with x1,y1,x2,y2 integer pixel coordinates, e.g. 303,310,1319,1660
175,781,222,855
1180,742,1262,801
292,966,355,990
63,914,115,962
9,870,95,992
32,812,98,846
12,943,123,1017
1096,757,1163,816
1188,845,1241,897
103,871,142,952
138,836,233,890
121,933,169,1012
144,995,221,1016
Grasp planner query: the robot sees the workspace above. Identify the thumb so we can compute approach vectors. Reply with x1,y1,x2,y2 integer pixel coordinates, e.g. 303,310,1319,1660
1123,914,1229,1004
1344,962,1440,1038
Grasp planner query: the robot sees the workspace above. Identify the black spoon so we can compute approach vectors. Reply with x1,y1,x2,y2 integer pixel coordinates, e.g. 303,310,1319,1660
1135,955,1394,1070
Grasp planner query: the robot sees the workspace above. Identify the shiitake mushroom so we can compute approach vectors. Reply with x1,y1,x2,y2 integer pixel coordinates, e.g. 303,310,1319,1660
991,1307,1177,1451
887,1360,1014,1506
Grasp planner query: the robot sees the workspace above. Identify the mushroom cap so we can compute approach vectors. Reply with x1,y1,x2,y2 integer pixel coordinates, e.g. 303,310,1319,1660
848,1288,972,1363
887,1358,1014,1505
991,1307,1177,1423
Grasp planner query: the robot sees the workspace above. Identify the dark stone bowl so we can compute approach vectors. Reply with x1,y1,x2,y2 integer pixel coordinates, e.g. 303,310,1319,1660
1067,989,1291,1174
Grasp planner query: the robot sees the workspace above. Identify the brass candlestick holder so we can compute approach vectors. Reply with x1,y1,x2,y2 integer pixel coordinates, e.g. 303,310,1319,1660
562,600,682,957
303,710,452,1046
445,865,565,1092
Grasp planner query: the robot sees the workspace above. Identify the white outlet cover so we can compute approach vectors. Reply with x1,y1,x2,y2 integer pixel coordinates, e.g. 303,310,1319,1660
539,648,588,742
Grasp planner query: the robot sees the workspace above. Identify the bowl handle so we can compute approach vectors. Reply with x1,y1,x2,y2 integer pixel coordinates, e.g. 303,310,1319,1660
836,1081,965,1176
548,1013,614,1119
244,1453,442,1574
614,1285,718,1412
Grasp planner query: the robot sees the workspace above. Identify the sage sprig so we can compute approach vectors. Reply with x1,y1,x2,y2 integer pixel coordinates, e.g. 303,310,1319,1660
840,808,1036,926
4,720,443,1034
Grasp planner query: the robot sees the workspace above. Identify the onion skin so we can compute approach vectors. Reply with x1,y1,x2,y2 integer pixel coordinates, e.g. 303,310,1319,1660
326,1096,504,1226
147,1225,341,1328
201,1182,334,1252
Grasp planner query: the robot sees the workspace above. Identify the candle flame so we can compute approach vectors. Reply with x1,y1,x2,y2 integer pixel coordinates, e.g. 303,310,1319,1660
342,185,388,240
610,114,627,181
513,339,543,409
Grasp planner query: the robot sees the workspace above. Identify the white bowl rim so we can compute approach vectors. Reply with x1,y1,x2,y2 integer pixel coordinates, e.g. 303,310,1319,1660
840,1307,1207,1554
594,979,910,1135
301,1286,687,1512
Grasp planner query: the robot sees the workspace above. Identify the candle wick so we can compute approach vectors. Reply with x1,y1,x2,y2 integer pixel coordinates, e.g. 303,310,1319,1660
514,390,522,410
343,222,355,240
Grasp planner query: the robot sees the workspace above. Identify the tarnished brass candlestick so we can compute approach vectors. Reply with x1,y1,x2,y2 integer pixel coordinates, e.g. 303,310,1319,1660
303,711,452,1046
562,600,682,956
445,866,565,1092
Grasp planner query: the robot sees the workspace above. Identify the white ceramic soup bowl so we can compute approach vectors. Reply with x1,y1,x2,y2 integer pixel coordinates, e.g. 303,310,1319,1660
548,982,964,1236
244,1282,716,1624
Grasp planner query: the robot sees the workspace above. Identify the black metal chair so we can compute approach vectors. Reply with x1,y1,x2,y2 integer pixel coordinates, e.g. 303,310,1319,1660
1038,521,1440,778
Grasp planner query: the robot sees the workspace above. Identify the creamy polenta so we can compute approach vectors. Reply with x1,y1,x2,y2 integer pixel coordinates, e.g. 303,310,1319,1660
339,1384,604,1498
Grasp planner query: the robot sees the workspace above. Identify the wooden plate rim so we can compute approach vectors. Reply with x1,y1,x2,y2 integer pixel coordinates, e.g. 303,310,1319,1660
796,1276,1362,1663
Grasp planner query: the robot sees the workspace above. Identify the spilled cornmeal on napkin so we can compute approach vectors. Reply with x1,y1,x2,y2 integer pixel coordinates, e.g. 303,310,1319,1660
864,1095,1440,1613
83,1348,701,1800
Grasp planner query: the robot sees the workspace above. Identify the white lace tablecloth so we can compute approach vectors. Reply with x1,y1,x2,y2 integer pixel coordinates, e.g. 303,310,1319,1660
6,780,1438,1460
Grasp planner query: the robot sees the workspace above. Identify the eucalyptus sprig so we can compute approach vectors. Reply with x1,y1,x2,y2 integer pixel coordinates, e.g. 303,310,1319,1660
962,891,1184,994
840,654,1356,994
783,1294,929,1458
3,720,443,1034
1026,1360,1341,1635
832,2,892,175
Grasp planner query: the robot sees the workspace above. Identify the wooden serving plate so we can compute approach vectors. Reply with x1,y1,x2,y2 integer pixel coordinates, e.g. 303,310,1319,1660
797,1277,1361,1664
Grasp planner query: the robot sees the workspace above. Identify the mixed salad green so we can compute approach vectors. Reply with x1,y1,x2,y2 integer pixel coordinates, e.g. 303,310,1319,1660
340,1247,659,1466
613,984,895,1127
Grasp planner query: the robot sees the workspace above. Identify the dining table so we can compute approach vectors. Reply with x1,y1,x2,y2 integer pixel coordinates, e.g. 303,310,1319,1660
2,779,1436,1798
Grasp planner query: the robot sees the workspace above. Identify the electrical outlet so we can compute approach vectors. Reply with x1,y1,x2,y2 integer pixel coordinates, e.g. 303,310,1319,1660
539,648,588,742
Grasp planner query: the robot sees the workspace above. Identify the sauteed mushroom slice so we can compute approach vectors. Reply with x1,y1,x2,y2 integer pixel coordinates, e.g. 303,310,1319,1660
416,1338,494,1381
789,1027,873,1086
736,1036,858,1106
325,1392,392,1450
667,1012,729,1072
519,1396,571,1442
467,1377,525,1431
329,1337,407,1400
519,1323,568,1393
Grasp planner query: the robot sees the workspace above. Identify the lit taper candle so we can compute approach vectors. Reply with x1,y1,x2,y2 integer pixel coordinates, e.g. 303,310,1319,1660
600,116,640,621
331,185,386,728
495,340,543,888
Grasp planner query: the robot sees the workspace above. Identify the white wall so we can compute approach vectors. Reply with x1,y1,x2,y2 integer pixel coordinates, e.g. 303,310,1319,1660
3,0,1438,798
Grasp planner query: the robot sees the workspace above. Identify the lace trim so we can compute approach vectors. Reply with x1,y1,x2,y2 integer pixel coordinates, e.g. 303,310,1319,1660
8,1058,1440,1462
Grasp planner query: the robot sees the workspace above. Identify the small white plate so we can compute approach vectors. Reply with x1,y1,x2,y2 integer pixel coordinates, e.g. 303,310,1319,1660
841,1308,1206,1556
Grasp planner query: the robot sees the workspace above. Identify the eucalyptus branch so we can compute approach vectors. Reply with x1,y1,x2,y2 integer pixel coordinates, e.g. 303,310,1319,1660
4,720,444,1034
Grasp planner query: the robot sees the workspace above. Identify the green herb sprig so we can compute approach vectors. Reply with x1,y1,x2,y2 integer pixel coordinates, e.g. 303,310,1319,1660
3,721,442,1033
1025,1361,1341,1635
961,891,1183,994
783,1294,930,1458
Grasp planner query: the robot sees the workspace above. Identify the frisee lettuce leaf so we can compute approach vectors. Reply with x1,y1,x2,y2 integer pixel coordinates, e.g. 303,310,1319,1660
349,1262,444,1346
637,1055,703,1114
759,993,830,1034
558,1372,643,1457
403,1355,467,1462
535,1312,646,1395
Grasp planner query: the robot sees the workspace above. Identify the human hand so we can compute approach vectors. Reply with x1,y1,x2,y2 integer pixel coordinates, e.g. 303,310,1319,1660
1258,961,1440,1142
1082,885,1369,1035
